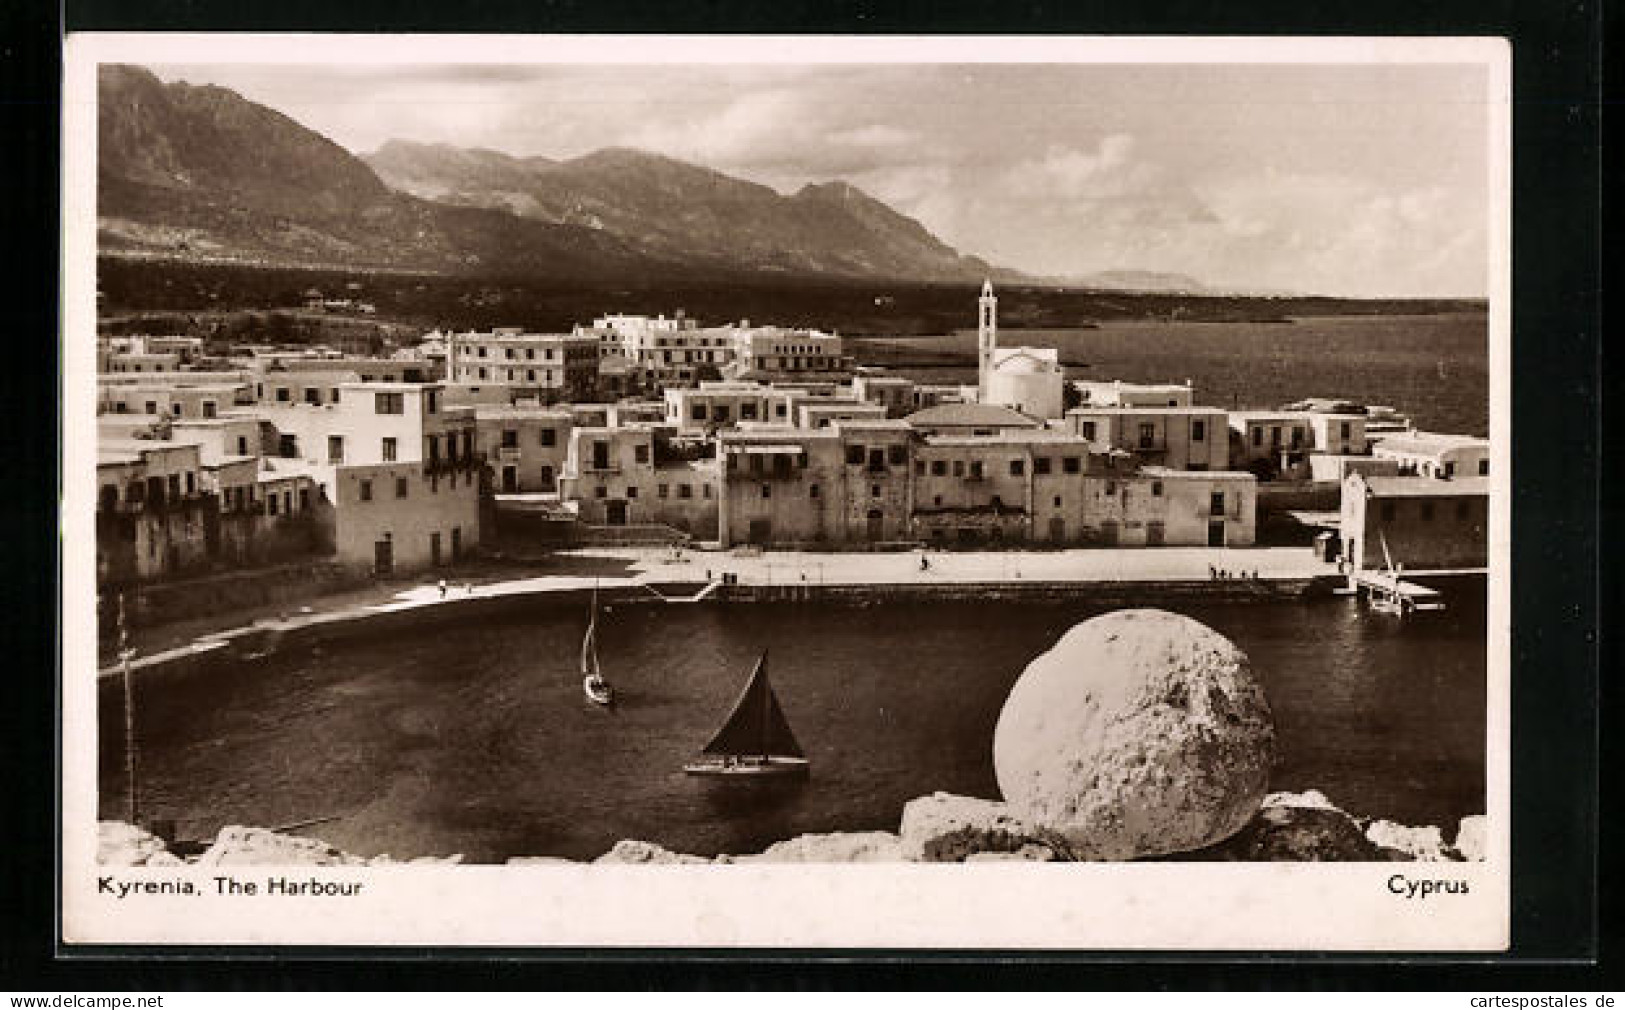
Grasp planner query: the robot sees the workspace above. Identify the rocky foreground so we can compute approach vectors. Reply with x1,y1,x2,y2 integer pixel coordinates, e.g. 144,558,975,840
100,790,1485,867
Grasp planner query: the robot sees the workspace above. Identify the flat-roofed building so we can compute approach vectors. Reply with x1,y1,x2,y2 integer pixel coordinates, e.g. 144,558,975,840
726,326,852,383
1340,473,1489,572
715,428,845,548
1073,379,1195,408
448,328,600,404
1228,410,1317,481
1372,431,1491,480
558,424,720,538
99,378,253,420
1066,406,1231,471
852,374,918,418
474,405,573,493
664,381,807,436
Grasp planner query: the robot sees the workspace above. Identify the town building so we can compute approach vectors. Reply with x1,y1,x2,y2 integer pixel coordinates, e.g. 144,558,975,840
448,328,600,404
1371,432,1491,480
254,382,482,574
851,374,918,418
473,405,573,493
973,281,1066,418
558,424,720,538
1340,473,1489,572
98,377,254,420
1066,406,1231,471
1073,379,1195,409
725,325,852,383
1227,410,1318,481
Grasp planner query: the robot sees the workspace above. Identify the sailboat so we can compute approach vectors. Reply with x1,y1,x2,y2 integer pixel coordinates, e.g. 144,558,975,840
683,651,809,779
581,589,614,707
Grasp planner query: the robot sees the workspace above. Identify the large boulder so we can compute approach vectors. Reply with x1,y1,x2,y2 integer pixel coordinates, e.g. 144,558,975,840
992,609,1275,860
898,792,1055,862
1192,792,1383,861
1365,820,1456,861
1454,815,1487,862
194,825,370,866
98,821,184,867
739,831,905,863
594,839,710,865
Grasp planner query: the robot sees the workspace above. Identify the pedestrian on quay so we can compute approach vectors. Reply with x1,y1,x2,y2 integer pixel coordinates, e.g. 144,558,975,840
438,578,447,599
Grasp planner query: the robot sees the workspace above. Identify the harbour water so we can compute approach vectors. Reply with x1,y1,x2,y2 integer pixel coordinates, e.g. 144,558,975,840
100,594,1487,862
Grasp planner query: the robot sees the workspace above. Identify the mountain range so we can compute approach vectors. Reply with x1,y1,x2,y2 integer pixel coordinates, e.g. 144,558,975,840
97,64,1002,286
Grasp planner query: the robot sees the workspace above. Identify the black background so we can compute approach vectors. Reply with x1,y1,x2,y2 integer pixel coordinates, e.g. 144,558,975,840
2,0,1607,989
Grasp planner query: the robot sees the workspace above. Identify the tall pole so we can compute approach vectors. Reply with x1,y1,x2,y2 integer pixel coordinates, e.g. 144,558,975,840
118,593,139,826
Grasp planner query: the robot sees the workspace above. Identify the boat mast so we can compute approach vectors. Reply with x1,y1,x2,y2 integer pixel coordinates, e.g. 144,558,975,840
118,592,139,825
759,650,770,761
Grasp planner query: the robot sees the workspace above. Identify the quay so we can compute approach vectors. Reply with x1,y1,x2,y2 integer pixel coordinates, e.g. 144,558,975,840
98,545,1341,680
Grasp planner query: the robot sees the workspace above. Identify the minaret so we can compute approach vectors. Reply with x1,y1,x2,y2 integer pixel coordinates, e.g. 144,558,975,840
977,279,998,402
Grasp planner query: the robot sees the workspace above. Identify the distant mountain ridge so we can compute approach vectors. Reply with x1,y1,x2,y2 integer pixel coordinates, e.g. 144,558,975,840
360,139,997,282
96,65,1000,285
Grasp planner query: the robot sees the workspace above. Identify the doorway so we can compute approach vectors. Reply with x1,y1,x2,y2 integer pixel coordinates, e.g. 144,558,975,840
866,508,885,541
748,518,772,545
430,531,442,567
606,500,628,526
374,536,393,576
501,466,518,492
1147,521,1165,547
1048,517,1067,542
1207,520,1226,547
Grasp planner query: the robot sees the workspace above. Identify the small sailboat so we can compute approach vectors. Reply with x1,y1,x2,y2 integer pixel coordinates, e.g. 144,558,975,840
684,651,809,779
581,589,614,707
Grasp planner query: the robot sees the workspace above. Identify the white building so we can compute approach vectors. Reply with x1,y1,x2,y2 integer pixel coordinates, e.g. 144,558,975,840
974,281,1064,418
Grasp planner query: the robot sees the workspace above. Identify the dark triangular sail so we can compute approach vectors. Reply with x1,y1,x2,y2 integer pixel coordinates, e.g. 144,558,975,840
699,652,804,759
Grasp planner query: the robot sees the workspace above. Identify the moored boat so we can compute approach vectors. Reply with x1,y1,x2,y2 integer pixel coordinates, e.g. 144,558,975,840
581,589,615,707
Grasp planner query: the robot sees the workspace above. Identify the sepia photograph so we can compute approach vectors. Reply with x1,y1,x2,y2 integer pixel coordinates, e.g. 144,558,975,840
60,34,1511,949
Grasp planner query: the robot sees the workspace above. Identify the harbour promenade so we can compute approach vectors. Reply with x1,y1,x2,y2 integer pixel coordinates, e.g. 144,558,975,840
98,545,1338,679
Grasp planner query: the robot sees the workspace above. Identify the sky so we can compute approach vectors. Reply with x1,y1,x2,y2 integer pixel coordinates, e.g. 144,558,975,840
150,61,1493,298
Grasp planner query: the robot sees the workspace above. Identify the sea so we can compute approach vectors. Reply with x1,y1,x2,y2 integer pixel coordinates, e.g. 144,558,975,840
865,312,1490,437
100,593,1487,862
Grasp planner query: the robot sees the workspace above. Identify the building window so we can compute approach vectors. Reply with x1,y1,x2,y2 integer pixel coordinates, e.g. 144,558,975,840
1478,459,1489,475
594,486,607,499
915,460,926,476
871,484,882,498
540,428,556,447
809,483,820,499
501,429,518,449
1139,423,1156,449
1079,421,1096,440
1210,491,1225,515
395,476,408,498
761,484,771,499
658,484,669,499
846,445,865,466
1034,456,1051,475
888,445,907,466
691,405,707,422
1009,459,1025,476
930,460,947,476
1271,426,1282,447
527,370,536,381
276,388,290,403
202,400,217,418
1152,481,1164,497
376,392,405,414
1063,456,1081,474
359,479,373,502
635,444,650,464
1340,421,1351,440
382,437,397,462
267,493,279,516
328,436,344,463
1192,420,1206,442
627,486,639,499
1252,427,1263,447
331,388,341,404
679,484,693,499
1053,495,1063,508
703,484,713,499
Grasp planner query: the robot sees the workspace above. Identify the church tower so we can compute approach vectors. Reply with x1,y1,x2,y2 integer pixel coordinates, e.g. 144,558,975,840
977,279,998,401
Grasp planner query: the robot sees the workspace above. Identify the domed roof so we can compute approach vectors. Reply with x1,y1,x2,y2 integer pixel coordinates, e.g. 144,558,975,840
992,352,1056,376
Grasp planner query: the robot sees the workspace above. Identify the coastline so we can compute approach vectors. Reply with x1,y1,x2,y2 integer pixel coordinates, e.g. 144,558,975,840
99,545,1350,680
